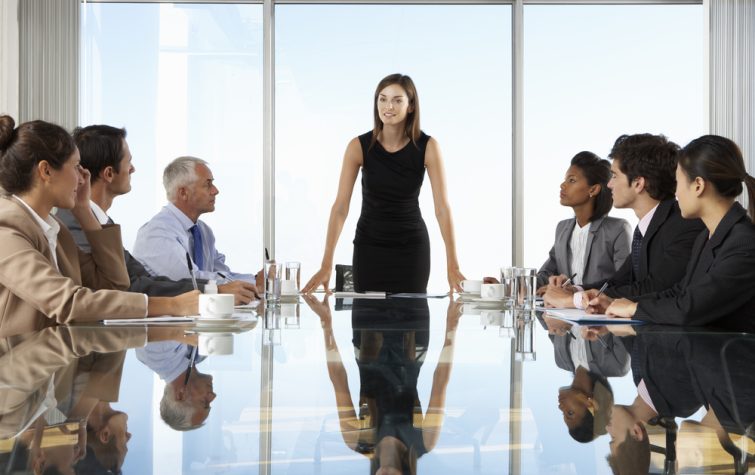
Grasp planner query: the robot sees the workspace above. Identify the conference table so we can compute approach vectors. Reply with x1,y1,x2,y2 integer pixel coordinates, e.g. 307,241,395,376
1,295,753,474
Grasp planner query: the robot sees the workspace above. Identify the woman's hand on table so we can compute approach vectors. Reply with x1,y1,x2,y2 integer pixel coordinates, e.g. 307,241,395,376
447,267,465,294
605,298,638,318
302,267,332,294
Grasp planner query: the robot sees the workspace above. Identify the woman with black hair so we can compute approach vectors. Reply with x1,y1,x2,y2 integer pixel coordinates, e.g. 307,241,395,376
607,135,755,331
536,152,632,292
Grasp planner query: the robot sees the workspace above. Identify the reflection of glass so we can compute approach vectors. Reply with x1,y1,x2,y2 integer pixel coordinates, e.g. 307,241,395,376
515,319,536,361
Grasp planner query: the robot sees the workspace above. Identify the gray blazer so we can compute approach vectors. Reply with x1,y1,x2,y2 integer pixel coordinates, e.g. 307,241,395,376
537,215,632,287
56,208,206,296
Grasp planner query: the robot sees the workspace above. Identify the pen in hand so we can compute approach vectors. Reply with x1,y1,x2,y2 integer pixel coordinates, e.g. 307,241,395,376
186,252,199,291
595,281,609,298
561,273,577,288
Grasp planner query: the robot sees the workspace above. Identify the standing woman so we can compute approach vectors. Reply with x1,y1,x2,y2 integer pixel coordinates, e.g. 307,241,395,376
606,135,755,331
536,152,632,291
0,116,197,336
303,74,465,294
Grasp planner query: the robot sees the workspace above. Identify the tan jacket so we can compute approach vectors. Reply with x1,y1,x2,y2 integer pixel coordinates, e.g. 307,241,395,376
0,196,147,336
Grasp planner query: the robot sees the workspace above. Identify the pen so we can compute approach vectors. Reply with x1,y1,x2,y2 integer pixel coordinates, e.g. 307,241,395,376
217,272,227,279
561,273,577,288
186,252,199,291
265,248,270,261
596,281,609,298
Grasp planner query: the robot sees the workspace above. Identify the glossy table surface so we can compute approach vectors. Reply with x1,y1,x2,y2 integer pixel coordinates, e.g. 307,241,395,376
1,296,753,474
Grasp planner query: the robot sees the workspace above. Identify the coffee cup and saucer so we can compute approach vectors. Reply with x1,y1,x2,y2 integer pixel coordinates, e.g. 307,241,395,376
459,279,483,298
196,294,239,325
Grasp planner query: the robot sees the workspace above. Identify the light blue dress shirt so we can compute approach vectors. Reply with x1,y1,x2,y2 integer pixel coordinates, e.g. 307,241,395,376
132,203,255,283
135,342,205,383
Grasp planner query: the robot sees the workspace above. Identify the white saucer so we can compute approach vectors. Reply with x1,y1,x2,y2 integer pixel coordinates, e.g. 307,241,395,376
194,315,240,326
473,297,506,302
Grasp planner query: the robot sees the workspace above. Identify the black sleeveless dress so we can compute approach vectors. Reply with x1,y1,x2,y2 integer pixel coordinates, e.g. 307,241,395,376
352,131,431,293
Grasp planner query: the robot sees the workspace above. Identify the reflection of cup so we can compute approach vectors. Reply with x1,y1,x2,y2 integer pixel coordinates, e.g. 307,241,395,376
198,294,235,318
198,333,234,356
264,260,281,303
480,283,506,299
460,280,483,294
513,268,537,308
462,303,481,315
285,262,301,291
280,280,298,296
481,310,503,326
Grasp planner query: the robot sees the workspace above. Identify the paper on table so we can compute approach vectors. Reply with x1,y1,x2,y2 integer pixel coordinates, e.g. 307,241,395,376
101,316,195,325
333,291,386,299
544,308,644,325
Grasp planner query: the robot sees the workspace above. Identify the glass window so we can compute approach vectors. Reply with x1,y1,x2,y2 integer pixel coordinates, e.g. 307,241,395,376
275,5,512,292
80,3,264,277
522,4,705,272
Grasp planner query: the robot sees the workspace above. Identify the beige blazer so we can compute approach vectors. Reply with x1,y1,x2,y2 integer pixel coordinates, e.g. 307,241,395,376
0,196,147,336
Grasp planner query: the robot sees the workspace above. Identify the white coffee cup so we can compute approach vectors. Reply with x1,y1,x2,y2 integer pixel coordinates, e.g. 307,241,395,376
280,279,298,296
198,293,235,319
198,332,234,356
460,279,483,294
480,283,506,300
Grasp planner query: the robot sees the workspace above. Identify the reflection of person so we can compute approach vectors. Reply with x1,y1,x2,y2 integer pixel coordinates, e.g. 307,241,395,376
303,74,465,294
304,295,461,474
544,134,704,309
57,125,257,304
0,326,148,474
536,152,631,291
605,135,755,330
543,317,624,443
135,341,216,431
0,116,198,336
133,156,261,287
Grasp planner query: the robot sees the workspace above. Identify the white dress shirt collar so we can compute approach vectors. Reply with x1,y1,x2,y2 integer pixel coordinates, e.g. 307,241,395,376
89,200,110,225
12,195,61,270
166,202,196,231
637,203,659,237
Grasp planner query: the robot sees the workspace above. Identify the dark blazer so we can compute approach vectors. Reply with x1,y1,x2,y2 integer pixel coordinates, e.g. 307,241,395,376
590,199,705,298
635,202,755,331
56,208,205,297
537,215,632,287
550,332,630,378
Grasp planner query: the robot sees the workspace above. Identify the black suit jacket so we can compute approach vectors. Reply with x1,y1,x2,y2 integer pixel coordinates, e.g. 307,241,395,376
635,202,755,331
56,208,206,297
587,199,705,298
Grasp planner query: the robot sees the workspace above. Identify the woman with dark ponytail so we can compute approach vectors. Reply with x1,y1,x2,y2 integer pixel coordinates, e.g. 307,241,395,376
607,135,755,331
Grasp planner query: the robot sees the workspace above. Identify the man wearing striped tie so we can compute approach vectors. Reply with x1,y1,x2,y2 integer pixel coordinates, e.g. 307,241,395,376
58,126,258,304
544,133,705,311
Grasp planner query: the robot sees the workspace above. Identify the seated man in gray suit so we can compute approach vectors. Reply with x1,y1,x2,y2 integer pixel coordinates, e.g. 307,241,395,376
57,125,258,303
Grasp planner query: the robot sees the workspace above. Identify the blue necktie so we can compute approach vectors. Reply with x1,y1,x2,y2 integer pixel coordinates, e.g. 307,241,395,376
190,224,204,271
631,226,643,278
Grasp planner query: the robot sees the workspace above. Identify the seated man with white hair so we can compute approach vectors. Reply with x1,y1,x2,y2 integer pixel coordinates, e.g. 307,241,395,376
133,156,260,287
135,342,215,431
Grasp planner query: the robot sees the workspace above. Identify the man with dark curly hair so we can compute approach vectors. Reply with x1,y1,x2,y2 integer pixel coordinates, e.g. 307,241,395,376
545,133,705,311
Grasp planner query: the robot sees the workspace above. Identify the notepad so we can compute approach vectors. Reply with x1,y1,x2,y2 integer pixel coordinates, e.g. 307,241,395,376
544,308,644,325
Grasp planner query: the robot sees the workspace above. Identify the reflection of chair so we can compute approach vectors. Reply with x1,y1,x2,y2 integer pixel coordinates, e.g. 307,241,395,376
648,416,678,475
